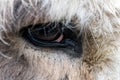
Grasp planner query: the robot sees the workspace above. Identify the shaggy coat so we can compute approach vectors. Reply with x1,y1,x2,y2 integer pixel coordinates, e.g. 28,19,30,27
0,0,120,80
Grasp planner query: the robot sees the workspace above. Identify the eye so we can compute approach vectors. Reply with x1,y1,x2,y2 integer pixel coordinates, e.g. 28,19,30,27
21,22,78,47
30,23,63,42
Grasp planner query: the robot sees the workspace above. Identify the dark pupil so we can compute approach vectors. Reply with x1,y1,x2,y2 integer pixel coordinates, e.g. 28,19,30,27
30,23,62,41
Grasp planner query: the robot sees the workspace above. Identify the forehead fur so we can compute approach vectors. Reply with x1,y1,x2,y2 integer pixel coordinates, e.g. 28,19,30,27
0,0,120,42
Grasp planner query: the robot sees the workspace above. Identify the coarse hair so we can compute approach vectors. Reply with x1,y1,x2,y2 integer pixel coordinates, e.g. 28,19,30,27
0,0,120,80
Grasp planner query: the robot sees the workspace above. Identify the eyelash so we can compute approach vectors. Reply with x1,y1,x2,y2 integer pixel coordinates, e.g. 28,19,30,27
20,22,77,48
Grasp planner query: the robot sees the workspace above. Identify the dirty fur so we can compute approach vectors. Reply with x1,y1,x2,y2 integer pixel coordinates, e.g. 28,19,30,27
0,0,120,80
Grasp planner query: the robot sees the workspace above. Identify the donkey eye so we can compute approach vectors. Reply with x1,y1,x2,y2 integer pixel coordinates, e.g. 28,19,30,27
30,23,63,42
21,22,77,47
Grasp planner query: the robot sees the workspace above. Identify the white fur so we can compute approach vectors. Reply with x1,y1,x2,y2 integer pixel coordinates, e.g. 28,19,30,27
0,0,120,80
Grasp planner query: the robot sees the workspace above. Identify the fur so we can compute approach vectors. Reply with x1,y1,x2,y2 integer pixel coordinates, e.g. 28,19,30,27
0,0,120,80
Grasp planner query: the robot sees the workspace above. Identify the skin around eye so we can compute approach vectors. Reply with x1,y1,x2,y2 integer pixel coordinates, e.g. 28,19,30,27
20,22,80,48
20,22,83,57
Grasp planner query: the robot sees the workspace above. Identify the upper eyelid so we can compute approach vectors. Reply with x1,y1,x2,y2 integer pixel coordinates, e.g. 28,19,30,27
28,22,63,34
